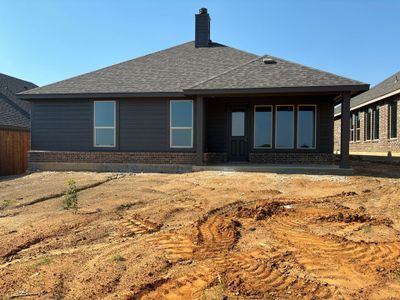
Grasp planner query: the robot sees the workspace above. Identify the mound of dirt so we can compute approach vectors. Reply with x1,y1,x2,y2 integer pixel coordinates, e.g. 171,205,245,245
235,201,287,220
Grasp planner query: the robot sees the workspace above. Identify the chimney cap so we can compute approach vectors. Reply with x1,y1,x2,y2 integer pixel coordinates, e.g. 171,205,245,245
199,7,208,14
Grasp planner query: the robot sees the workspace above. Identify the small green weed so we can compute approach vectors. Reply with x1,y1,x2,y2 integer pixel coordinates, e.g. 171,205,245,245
0,199,12,210
362,224,372,234
112,255,126,262
34,256,51,268
63,179,78,211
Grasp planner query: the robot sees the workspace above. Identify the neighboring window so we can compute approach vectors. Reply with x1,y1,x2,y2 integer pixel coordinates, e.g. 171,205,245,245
254,106,272,148
297,105,316,149
276,106,294,149
373,105,380,140
350,113,355,142
389,100,398,139
94,101,116,147
170,100,193,148
356,111,361,141
365,108,372,141
232,111,245,136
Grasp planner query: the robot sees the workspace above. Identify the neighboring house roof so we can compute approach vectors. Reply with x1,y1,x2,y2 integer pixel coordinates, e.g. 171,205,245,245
0,73,37,130
335,71,400,116
19,41,368,99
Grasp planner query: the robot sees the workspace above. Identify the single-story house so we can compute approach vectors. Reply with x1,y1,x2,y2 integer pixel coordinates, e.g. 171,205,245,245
18,8,369,171
334,71,400,158
0,73,37,176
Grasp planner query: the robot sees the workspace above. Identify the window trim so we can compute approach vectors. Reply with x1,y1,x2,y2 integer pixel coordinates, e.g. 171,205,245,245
372,105,380,141
93,100,116,148
297,104,317,150
275,105,295,149
350,113,355,143
253,105,273,149
365,108,372,141
389,100,398,140
355,111,361,142
169,100,194,148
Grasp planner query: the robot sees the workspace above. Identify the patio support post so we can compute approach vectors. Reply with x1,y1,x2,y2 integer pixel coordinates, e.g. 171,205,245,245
196,96,204,165
340,92,351,168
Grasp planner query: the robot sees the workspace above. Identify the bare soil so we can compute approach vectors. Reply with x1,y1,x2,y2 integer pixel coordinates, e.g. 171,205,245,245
1,161,400,299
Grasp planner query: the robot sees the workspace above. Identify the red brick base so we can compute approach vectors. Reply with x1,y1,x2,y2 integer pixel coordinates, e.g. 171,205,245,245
29,151,336,165
29,151,197,164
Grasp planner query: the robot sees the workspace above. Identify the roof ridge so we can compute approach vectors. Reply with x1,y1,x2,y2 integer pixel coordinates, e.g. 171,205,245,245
0,73,37,88
186,56,261,90
264,54,367,85
19,41,195,95
367,70,400,90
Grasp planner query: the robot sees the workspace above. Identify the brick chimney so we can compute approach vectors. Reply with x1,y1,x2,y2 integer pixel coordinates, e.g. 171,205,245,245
195,8,211,48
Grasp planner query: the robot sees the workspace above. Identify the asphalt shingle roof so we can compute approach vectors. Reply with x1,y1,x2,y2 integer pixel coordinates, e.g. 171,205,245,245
19,42,257,96
0,73,37,129
19,41,366,98
187,55,365,91
334,71,400,116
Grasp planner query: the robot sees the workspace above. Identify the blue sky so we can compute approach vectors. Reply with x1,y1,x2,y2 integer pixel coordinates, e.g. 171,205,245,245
1,0,399,87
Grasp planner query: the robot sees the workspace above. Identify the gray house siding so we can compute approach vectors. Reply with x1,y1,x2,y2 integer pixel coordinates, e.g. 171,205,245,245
31,98,197,152
119,98,196,152
31,100,93,151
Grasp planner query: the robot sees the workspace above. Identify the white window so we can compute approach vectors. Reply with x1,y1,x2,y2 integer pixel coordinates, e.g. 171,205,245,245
94,101,116,147
275,105,294,149
170,100,193,148
254,105,272,148
297,105,316,149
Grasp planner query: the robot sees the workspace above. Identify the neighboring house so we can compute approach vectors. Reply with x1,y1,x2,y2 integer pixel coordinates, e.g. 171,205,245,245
334,71,400,158
0,73,37,176
18,8,368,171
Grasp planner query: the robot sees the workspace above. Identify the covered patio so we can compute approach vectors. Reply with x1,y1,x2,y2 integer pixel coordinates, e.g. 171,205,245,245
193,91,354,169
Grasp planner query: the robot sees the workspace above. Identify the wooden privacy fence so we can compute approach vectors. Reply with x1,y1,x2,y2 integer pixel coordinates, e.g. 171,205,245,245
0,129,30,176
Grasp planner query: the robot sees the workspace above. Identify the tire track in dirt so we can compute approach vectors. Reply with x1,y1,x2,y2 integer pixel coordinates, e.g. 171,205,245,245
213,250,339,298
139,265,215,300
266,206,400,294
141,201,342,299
119,215,161,237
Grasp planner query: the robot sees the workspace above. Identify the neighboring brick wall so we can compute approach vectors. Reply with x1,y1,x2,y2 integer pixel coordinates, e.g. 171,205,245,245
29,151,197,164
249,153,336,164
203,152,227,163
334,95,400,154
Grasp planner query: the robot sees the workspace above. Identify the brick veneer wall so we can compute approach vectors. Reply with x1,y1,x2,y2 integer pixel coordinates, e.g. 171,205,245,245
249,153,336,164
203,152,228,163
30,151,335,165
29,151,198,164
334,95,400,154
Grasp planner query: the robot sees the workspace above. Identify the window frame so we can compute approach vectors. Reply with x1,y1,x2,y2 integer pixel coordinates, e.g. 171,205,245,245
355,111,361,142
365,108,372,141
93,100,116,148
253,105,273,149
275,105,295,149
389,100,398,140
169,100,194,149
350,113,355,143
297,104,317,150
372,105,380,141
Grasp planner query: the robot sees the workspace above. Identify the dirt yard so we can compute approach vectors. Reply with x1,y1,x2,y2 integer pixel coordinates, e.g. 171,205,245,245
1,162,400,299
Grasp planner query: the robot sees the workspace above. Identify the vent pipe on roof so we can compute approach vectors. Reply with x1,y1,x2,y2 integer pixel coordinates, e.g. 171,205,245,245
195,8,211,48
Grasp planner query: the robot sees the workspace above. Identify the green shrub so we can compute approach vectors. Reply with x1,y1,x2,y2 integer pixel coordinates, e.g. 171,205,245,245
63,179,78,211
